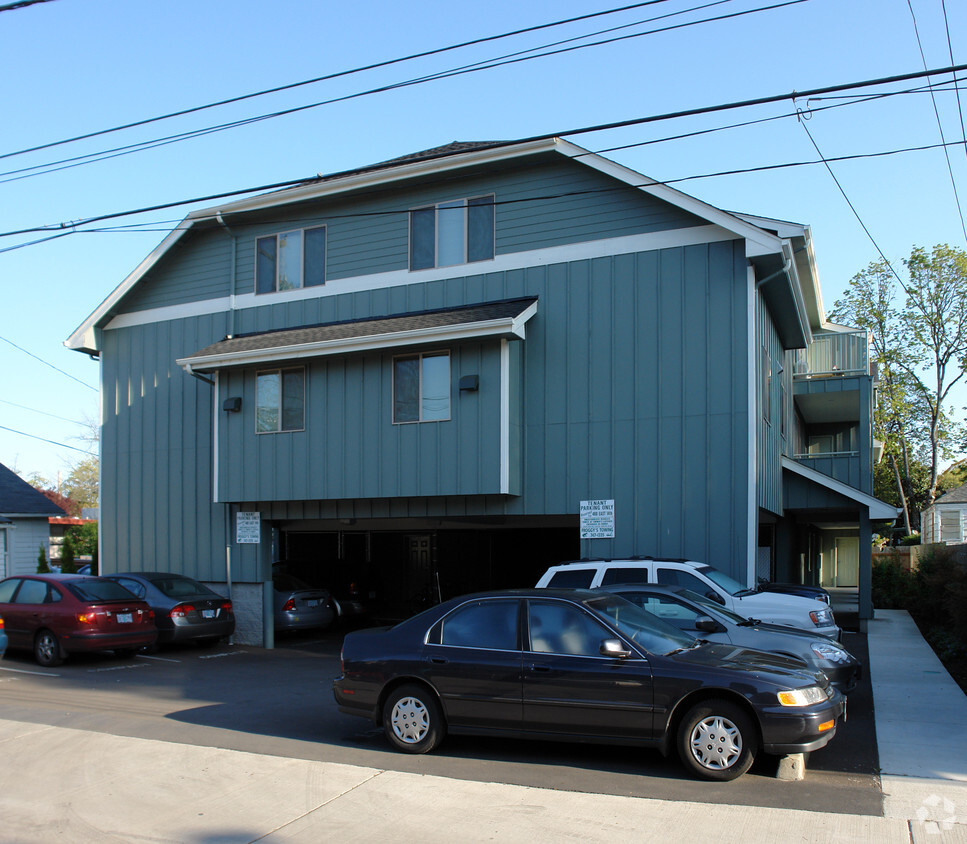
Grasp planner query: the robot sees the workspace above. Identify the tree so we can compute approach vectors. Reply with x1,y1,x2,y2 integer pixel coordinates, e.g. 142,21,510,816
60,535,77,574
61,455,99,512
36,544,50,574
832,244,967,523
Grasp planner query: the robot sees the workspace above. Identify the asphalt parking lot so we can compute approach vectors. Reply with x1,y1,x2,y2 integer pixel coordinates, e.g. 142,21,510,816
0,628,881,816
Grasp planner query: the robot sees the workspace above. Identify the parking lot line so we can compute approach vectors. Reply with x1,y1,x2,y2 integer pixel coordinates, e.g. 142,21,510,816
0,665,60,677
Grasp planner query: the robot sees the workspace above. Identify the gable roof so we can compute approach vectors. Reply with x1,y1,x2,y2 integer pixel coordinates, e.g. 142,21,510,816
930,482,967,506
0,463,66,517
66,137,798,355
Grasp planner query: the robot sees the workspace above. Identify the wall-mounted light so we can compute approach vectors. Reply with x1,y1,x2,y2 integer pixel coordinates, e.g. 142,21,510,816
459,375,479,392
223,397,242,413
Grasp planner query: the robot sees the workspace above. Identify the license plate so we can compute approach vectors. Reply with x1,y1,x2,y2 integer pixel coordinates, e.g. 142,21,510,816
117,613,133,624
202,609,215,619
307,599,318,608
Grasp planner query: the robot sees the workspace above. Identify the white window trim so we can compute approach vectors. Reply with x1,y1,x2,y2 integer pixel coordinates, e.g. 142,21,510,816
392,351,451,424
255,225,326,294
409,195,495,271
255,367,306,434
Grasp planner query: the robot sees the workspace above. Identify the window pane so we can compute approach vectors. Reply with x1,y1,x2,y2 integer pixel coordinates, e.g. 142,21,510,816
410,207,435,270
277,230,303,290
394,357,420,422
256,372,280,432
421,354,449,421
467,196,494,262
436,200,465,267
546,569,595,588
304,227,326,287
282,369,305,431
528,601,609,656
256,236,277,294
601,567,648,586
440,600,518,650
14,579,48,604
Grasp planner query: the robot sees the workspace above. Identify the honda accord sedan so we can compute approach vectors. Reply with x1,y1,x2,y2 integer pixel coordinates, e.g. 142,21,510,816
333,589,845,781
0,574,157,666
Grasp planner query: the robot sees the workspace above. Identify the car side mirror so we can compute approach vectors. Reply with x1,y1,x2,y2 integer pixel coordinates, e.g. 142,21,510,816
705,591,725,605
600,638,632,659
694,616,721,634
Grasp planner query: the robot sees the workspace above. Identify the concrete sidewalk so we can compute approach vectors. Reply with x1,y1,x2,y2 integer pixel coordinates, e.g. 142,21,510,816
0,610,965,844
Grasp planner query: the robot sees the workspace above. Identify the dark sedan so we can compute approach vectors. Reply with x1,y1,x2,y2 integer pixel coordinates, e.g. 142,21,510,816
596,583,861,693
334,589,845,781
0,574,157,666
104,573,234,647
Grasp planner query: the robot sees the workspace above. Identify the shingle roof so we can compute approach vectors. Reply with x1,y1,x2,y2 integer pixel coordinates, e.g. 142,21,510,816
0,463,66,516
934,483,967,504
184,296,538,363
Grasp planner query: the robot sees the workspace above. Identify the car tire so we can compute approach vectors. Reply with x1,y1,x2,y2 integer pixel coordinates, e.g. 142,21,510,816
382,684,446,754
677,698,758,781
34,629,63,667
114,648,139,659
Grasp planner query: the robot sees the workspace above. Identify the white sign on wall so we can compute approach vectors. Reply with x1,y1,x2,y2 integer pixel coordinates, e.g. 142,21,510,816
236,511,261,544
580,499,615,539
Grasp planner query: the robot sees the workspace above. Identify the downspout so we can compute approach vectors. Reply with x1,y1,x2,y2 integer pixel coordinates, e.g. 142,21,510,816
216,212,238,338
183,361,215,386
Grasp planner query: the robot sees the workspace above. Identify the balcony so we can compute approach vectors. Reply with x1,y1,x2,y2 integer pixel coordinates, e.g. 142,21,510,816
792,330,869,379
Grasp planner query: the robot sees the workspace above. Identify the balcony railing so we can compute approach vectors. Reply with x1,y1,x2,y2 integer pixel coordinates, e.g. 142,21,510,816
792,330,869,378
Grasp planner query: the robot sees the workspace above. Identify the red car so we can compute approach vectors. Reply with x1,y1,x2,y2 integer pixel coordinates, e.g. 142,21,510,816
0,574,157,666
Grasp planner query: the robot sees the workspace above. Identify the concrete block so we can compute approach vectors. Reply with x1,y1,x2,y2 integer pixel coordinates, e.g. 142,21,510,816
776,753,806,781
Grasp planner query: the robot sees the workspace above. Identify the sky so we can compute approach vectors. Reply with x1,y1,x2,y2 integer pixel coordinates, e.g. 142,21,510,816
2,0,966,485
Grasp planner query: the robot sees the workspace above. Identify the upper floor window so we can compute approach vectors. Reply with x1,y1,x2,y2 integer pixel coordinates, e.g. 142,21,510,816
409,196,494,270
393,352,450,423
256,226,326,294
256,368,305,433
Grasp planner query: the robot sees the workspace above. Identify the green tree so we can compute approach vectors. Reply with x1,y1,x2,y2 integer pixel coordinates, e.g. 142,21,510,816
61,455,99,512
36,544,50,574
60,535,77,574
833,244,967,521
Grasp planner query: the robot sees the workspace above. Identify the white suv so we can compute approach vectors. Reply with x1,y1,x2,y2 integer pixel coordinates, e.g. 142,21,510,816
536,558,840,639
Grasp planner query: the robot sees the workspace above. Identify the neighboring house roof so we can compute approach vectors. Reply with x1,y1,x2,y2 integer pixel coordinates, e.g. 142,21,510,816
66,137,803,355
928,483,967,506
0,463,66,517
178,297,539,373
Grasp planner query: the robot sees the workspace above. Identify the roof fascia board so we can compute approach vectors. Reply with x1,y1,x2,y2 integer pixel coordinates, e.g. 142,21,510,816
555,139,784,257
781,240,813,345
176,303,538,372
66,220,194,352
781,455,897,519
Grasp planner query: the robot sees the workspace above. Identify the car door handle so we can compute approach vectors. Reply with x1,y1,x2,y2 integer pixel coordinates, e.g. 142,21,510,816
427,656,448,665
528,663,551,673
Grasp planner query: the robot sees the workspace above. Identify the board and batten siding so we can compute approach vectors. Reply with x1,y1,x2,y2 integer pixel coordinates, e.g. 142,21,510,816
99,237,752,581
756,293,784,516
116,158,707,314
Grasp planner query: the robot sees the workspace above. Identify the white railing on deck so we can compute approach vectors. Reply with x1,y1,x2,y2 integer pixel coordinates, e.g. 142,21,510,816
792,330,868,378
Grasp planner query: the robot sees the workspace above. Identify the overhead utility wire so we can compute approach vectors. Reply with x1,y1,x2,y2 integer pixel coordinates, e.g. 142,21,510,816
5,61,967,242
906,0,967,242
0,334,98,390
0,0,679,161
0,424,91,454
0,0,791,184
0,0,733,184
0,0,58,11
941,0,967,172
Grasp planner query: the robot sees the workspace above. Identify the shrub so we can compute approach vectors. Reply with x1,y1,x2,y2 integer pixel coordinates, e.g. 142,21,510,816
60,535,77,574
36,544,50,574
872,558,918,609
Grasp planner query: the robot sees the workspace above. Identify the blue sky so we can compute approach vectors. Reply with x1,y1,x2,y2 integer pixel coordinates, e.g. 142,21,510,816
2,0,966,483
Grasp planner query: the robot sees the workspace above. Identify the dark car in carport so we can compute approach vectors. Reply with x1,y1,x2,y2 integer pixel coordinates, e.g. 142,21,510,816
103,572,234,647
334,588,845,781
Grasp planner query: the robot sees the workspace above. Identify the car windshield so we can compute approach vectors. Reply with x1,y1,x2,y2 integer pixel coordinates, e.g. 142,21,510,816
696,565,747,597
67,579,140,603
678,588,749,624
148,576,219,599
585,594,696,655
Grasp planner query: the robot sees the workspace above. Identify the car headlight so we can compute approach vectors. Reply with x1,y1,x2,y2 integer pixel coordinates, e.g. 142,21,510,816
809,608,833,626
777,685,829,706
810,641,851,664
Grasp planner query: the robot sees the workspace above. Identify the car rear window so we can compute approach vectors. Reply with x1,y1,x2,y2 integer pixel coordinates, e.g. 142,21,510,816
148,576,218,599
67,580,140,602
546,569,595,588
601,567,648,586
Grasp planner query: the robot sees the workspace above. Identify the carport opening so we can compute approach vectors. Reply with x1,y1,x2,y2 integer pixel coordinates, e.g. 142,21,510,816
279,527,578,622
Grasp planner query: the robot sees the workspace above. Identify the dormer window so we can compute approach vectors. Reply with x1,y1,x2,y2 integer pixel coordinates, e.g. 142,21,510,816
409,196,494,270
256,226,326,293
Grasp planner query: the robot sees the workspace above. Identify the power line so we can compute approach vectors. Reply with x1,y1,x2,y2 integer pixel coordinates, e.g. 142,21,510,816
941,0,967,173
0,335,97,391
0,424,92,454
0,0,680,162
2,0,796,185
5,60,967,243
0,398,87,424
0,0,59,11
905,0,967,243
